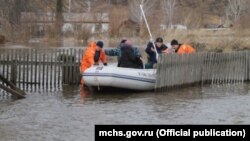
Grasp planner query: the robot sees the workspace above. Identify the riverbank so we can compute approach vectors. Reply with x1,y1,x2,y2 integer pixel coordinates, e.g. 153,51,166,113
2,28,250,53
162,29,250,53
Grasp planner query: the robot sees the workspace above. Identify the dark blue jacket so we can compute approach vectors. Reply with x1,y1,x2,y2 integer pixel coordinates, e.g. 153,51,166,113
145,42,168,63
105,43,141,62
118,44,143,69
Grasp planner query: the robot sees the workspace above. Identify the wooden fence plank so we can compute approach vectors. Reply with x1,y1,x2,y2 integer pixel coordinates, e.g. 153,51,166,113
156,51,250,91
50,49,53,90
58,49,62,86
247,51,249,81
34,49,38,90
6,49,10,80
53,49,56,88
17,49,20,88
30,49,33,90
72,48,76,84
69,48,73,84
1,48,249,93
42,49,45,89
3,49,6,78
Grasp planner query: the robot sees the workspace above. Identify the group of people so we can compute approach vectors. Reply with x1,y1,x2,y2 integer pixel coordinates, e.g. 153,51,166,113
80,37,196,74
145,37,196,68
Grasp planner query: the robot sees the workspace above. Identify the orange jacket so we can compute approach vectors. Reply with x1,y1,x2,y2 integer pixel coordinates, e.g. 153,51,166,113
80,42,107,73
177,44,196,54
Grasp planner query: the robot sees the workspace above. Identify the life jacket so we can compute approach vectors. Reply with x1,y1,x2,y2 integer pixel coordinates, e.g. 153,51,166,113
80,42,107,73
177,44,196,54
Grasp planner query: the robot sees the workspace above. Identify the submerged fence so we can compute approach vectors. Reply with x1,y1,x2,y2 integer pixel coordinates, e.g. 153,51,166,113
0,48,84,91
156,51,250,91
0,47,249,93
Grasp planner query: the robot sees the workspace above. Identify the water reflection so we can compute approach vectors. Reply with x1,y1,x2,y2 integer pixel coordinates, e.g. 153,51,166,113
0,83,250,141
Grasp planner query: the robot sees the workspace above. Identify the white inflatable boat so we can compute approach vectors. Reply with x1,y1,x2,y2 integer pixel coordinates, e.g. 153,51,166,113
82,66,156,91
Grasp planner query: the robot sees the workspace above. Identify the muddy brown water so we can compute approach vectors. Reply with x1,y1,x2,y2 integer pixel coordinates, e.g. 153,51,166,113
1,43,250,141
0,83,250,141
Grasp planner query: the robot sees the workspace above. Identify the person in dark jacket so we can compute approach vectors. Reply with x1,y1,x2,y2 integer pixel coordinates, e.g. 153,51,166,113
118,40,143,69
145,37,168,69
105,39,141,66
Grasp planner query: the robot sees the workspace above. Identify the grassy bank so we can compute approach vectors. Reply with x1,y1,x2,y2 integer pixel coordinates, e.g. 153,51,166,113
3,28,250,53
162,29,250,52
108,28,250,53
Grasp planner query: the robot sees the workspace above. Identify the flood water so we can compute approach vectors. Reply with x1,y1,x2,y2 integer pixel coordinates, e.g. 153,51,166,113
1,43,250,141
0,83,250,141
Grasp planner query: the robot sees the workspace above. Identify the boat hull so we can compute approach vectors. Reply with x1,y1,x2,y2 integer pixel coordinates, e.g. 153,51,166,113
82,66,156,91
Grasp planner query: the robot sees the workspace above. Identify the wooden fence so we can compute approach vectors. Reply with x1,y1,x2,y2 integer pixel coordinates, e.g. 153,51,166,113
156,51,250,91
1,47,249,94
0,48,84,91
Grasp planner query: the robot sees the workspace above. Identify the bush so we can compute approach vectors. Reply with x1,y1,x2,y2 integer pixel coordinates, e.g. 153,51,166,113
0,35,5,44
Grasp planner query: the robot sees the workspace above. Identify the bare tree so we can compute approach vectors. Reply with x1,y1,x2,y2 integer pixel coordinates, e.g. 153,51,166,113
0,0,29,41
128,0,156,35
226,0,246,23
162,0,176,28
54,0,64,39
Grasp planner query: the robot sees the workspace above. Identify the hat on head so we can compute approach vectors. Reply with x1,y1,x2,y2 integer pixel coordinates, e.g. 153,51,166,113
171,39,179,45
120,39,127,44
96,41,104,48
156,37,163,43
125,40,133,46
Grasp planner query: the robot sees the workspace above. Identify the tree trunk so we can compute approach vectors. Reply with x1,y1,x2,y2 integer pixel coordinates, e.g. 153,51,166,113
9,0,22,42
55,0,64,39
9,0,22,25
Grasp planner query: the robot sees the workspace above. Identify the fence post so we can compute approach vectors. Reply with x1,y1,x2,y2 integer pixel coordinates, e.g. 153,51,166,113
247,51,250,81
59,49,76,85
11,60,17,86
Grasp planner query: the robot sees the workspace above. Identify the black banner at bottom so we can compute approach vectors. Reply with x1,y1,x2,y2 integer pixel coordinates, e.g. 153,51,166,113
95,125,250,141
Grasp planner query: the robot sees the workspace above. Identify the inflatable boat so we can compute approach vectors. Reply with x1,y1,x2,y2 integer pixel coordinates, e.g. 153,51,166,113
82,66,156,91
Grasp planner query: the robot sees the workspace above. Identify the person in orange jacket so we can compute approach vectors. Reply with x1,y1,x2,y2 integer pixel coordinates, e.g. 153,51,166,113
170,39,196,54
80,41,107,74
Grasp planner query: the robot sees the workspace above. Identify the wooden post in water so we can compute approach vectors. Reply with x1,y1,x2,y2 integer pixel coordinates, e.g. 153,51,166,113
45,50,49,90
2,49,6,78
65,49,69,84
78,48,83,84
248,51,250,81
42,49,45,89
69,49,72,84
34,49,38,90
53,49,57,89
61,49,66,84
6,49,10,81
72,48,77,84
49,50,53,89
243,51,247,82
26,49,30,90
10,60,17,86
17,49,21,88
38,49,42,89
30,49,34,90
0,74,25,99
57,49,61,87
246,50,249,81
